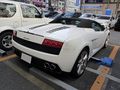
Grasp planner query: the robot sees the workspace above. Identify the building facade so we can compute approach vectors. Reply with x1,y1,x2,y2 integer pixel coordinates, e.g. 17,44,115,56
14,0,120,16
81,0,120,16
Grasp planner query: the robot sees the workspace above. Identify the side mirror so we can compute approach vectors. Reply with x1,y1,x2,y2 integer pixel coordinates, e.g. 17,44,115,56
105,26,110,30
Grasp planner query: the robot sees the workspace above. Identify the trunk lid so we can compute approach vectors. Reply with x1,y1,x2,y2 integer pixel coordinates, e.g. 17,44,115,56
16,24,90,44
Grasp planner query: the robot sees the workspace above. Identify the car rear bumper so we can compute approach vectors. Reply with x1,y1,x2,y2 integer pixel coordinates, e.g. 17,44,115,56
14,47,62,73
12,40,77,72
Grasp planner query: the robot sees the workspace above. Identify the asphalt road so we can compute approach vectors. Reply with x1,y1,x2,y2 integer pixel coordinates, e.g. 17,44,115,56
109,30,120,46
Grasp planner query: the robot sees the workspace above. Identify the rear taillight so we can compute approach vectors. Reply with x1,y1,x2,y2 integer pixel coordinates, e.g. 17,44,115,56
13,31,17,36
42,39,63,48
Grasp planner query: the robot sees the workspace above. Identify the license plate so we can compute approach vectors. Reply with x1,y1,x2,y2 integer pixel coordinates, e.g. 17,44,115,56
21,53,32,64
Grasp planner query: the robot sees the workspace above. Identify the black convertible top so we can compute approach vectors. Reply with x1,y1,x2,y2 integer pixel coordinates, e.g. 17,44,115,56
50,17,102,29
50,17,105,31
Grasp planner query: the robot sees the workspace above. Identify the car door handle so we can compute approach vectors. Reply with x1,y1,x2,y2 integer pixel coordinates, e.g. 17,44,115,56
91,38,98,42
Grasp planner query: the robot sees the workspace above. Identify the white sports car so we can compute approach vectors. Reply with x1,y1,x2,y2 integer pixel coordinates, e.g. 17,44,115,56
12,18,110,78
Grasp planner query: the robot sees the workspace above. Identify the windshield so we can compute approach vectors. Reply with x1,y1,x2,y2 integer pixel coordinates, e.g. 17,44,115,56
62,12,74,18
97,16,110,20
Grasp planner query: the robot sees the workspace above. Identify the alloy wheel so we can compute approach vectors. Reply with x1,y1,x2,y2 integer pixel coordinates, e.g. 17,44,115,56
76,51,88,75
2,35,12,49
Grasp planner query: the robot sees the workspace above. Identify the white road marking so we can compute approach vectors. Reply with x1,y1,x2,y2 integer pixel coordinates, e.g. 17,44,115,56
106,74,120,83
86,67,120,84
86,67,100,74
30,68,78,90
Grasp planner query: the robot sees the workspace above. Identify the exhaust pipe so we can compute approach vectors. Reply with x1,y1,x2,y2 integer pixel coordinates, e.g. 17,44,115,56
44,63,50,69
50,64,56,70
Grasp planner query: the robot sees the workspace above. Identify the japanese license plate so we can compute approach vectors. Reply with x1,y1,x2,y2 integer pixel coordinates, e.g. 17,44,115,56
21,53,32,64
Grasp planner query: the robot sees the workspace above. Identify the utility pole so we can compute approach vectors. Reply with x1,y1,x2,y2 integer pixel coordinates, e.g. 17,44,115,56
115,0,120,17
80,0,83,10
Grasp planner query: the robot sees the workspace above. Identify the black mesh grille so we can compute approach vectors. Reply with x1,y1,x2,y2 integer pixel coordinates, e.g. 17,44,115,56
13,36,61,55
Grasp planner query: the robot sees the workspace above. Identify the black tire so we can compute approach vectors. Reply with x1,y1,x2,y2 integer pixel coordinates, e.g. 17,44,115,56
0,32,13,51
71,49,89,78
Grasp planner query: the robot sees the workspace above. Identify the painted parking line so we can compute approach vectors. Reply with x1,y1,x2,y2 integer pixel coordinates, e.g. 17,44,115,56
86,67,100,75
0,54,17,62
90,46,120,90
86,67,120,84
30,68,78,90
106,74,120,83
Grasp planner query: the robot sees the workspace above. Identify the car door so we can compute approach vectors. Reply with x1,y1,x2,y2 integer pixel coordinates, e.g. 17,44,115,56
91,22,108,50
20,4,45,27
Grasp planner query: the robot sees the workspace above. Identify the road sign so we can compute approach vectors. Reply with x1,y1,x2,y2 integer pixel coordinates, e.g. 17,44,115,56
105,9,112,15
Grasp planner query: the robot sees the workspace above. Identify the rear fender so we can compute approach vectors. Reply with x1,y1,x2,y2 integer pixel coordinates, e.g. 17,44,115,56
75,42,91,60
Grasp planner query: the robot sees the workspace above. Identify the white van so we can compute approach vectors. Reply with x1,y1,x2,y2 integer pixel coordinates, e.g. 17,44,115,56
0,0,52,50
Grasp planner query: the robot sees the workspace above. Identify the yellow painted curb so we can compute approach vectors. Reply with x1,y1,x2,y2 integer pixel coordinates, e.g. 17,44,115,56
0,54,17,62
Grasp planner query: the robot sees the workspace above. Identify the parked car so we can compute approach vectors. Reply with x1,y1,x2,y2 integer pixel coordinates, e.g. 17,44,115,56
95,15,116,28
13,18,110,78
79,13,96,19
0,0,52,50
114,18,120,31
80,13,116,29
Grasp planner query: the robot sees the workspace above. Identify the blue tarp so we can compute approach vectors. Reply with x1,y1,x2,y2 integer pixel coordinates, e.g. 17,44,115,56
100,57,113,67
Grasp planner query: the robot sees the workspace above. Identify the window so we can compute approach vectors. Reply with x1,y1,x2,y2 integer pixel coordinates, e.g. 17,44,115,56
92,22,104,31
62,12,74,18
84,0,117,3
84,0,107,3
97,16,110,20
0,3,16,17
21,4,42,18
75,20,93,28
